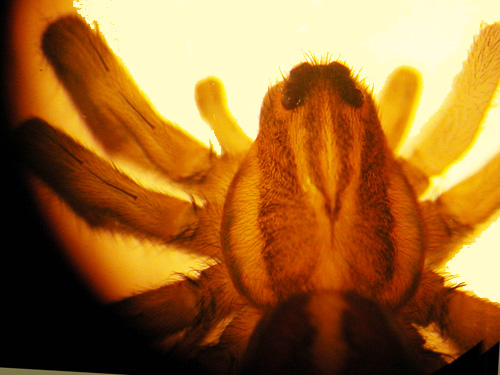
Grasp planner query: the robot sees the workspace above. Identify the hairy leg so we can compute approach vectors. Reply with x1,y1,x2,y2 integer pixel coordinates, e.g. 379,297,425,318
377,66,422,152
405,22,500,178
111,263,245,351
195,76,252,156
406,271,500,354
41,15,214,181
421,151,500,267
16,118,206,247
394,23,500,266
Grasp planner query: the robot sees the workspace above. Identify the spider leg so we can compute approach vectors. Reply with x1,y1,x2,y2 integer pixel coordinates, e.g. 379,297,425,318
195,76,252,156
376,67,427,194
41,15,213,182
111,263,244,354
407,271,500,355
19,15,251,257
443,289,500,353
377,66,422,152
438,151,500,226
422,151,500,267
393,23,500,266
193,305,262,374
16,118,206,250
405,22,500,180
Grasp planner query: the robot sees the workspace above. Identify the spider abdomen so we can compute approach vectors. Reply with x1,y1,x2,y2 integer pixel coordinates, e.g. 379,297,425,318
240,291,424,375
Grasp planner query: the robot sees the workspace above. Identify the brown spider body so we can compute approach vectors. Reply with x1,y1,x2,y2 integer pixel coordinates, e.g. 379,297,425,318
15,15,500,374
223,62,424,310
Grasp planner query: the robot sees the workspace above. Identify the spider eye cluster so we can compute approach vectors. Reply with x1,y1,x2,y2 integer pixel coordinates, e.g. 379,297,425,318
281,61,364,110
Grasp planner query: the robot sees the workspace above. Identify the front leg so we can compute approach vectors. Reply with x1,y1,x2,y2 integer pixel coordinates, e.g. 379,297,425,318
16,118,203,248
42,15,213,180
405,22,500,177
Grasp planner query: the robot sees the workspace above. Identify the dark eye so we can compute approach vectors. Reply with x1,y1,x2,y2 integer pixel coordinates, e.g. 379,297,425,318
281,63,312,110
327,62,364,108
281,83,305,110
340,85,364,108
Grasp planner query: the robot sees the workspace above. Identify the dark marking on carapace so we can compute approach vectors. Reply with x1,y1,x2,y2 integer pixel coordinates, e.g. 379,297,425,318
257,118,316,300
353,108,396,286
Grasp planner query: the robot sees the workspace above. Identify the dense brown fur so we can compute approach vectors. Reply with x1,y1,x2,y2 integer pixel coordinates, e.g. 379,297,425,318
223,62,424,309
15,15,500,374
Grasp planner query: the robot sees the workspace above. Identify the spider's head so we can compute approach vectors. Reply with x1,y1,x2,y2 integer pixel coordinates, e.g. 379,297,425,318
257,61,383,226
222,61,423,309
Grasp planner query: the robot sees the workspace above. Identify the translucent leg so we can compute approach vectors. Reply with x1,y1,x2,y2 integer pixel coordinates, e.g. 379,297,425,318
377,65,422,152
17,118,201,246
406,23,500,178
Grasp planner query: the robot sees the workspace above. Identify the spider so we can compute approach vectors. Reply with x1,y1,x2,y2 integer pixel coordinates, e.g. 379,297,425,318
15,14,500,374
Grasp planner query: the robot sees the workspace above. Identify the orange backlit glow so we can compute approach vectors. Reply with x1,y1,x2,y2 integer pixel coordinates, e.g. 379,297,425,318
10,0,500,304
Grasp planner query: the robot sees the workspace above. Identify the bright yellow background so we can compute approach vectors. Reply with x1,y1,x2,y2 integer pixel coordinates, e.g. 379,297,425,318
9,0,500,302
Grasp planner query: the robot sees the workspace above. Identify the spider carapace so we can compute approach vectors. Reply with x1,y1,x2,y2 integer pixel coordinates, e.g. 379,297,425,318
223,60,423,312
15,15,500,374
